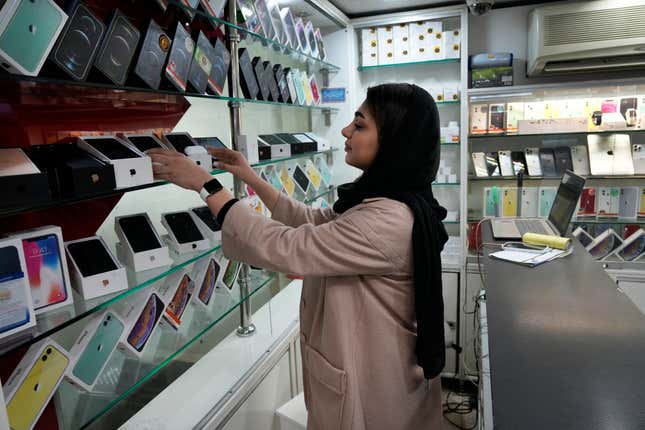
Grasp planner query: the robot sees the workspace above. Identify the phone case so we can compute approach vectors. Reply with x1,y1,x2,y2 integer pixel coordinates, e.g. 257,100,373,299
539,148,557,177
619,187,639,219
511,151,527,175
469,104,488,135
571,145,590,175
597,187,620,217
483,187,499,217
502,187,518,217
524,147,542,176
538,187,557,217
498,150,513,176
553,146,573,174
471,152,488,177
520,187,538,217
577,188,596,217
633,144,645,174
486,152,500,176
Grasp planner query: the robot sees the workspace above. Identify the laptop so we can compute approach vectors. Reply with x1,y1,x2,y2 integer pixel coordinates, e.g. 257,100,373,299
491,170,585,240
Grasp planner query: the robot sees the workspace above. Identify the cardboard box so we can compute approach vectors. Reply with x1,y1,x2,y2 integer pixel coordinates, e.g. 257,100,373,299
393,23,410,64
505,102,525,134
409,21,430,61
443,28,461,59
65,236,127,300
117,289,168,358
114,213,172,272
0,148,50,209
161,211,211,255
360,27,378,67
0,237,36,341
470,104,488,135
470,66,513,88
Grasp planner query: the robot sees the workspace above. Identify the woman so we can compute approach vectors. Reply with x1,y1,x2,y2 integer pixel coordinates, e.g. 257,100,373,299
148,83,448,430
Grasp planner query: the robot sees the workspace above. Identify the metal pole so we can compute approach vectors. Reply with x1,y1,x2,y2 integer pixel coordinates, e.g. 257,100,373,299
226,0,256,337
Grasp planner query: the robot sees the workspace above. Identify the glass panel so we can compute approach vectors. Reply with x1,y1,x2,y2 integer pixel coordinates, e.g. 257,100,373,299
358,58,459,71
469,129,645,139
468,175,645,181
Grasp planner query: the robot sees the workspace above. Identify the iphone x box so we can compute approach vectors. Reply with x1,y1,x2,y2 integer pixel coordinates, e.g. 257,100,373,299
48,3,105,81
65,236,127,300
117,289,168,358
3,338,70,430
9,226,74,315
190,205,222,242
0,0,68,76
29,143,116,199
157,270,195,330
132,19,171,90
191,256,221,309
0,237,36,341
0,148,50,209
115,213,172,272
93,10,140,85
161,210,211,255
66,310,125,391
76,135,154,188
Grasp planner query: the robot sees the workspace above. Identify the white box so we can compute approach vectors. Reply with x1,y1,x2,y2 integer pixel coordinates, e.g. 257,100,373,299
0,237,36,341
524,102,546,120
430,30,444,60
448,174,457,183
430,87,444,103
65,236,127,300
117,289,168,358
217,256,242,294
189,206,222,243
77,135,154,188
258,135,291,159
0,0,68,76
237,134,259,164
9,226,74,315
377,26,394,65
3,338,70,430
161,132,212,171
444,87,460,102
470,104,488,135
65,310,125,391
597,187,620,217
393,23,410,64
360,27,378,67
505,102,525,134
114,213,172,272
518,118,587,134
161,211,211,255
157,269,195,330
443,28,461,59
190,256,222,309
409,21,430,61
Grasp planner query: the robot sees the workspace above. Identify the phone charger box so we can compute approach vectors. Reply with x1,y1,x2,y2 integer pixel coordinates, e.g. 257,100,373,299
360,28,378,67
0,148,51,209
237,134,259,164
65,236,127,300
443,28,461,59
76,136,154,188
393,23,410,64
3,338,70,430
377,26,394,65
0,237,36,341
114,214,172,272
116,289,168,359
0,0,68,76
9,225,74,315
65,310,125,392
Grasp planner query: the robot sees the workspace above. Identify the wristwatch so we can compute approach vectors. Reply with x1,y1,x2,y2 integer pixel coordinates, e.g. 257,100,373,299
200,178,224,202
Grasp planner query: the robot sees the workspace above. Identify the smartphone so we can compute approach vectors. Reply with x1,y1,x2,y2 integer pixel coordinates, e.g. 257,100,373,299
22,234,68,310
163,212,205,244
0,245,31,334
198,259,220,305
222,260,240,290
485,152,500,176
511,151,527,175
165,274,194,326
118,215,162,253
191,207,221,232
127,293,164,352
498,150,513,176
125,135,165,152
293,165,310,193
67,239,118,277
72,312,124,386
6,345,69,430
87,138,140,160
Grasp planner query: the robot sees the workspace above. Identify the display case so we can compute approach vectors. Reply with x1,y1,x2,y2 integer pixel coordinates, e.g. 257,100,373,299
0,0,344,428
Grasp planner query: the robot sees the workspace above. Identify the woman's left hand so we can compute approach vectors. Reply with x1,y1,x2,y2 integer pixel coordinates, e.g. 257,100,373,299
146,148,213,192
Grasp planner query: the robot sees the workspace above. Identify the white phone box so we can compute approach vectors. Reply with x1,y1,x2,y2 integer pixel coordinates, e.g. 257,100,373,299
116,288,168,359
115,213,172,272
0,237,36,341
377,26,394,65
360,28,378,67
161,211,211,255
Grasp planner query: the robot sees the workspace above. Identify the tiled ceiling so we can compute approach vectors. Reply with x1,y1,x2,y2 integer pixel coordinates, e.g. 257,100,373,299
329,0,553,17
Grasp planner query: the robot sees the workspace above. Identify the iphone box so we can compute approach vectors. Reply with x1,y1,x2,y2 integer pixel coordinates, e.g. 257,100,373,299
0,237,36,340
443,28,461,59
360,28,378,67
116,289,168,358
216,256,242,295
65,236,127,300
114,213,172,272
9,226,74,315
161,132,212,172
76,136,154,188
189,206,222,242
3,338,71,430
470,104,489,135
377,26,394,65
237,134,259,164
157,269,195,330
392,23,410,63
190,256,222,310
66,310,125,391
409,21,430,61
161,210,211,255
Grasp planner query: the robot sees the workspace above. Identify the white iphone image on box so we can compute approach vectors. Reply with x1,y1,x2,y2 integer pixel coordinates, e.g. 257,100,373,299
524,147,542,176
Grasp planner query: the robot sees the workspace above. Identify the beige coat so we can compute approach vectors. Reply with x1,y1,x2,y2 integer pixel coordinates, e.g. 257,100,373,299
222,193,442,430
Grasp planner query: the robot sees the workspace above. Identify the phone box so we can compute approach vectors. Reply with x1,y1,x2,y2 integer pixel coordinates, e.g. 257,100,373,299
392,23,410,64
3,338,70,430
157,270,195,330
161,211,211,255
597,187,620,218
237,134,260,164
115,213,172,272
93,11,140,85
217,256,242,294
0,148,50,209
121,134,169,153
65,310,124,391
9,226,74,315
470,66,513,88
430,87,444,103
76,136,154,188
587,228,623,261
409,21,431,61
292,133,319,153
614,229,645,261
505,102,524,134
0,0,68,76
190,256,221,310
444,87,460,102
161,132,212,170
469,104,488,135
164,22,193,92
258,135,291,159
132,19,171,90
443,28,461,59
0,237,36,341
376,26,394,65
189,206,222,242
360,28,378,67
65,236,127,300
430,28,443,61
116,289,168,358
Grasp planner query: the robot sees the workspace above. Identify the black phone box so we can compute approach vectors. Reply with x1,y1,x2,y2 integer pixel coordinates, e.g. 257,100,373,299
554,146,573,174
263,61,280,102
0,148,50,209
162,22,193,92
258,141,272,160
48,3,106,81
131,20,171,90
93,10,141,85
187,31,213,94
29,143,116,199
239,48,259,99
273,64,289,103
207,38,230,95
252,57,270,101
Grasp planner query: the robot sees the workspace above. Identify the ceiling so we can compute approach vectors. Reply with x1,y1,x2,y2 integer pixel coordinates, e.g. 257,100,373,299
328,0,559,18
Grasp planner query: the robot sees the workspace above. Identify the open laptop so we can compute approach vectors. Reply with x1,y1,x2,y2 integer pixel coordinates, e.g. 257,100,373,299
491,170,585,239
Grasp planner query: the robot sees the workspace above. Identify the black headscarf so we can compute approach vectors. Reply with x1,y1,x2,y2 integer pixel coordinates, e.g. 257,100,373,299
333,83,449,380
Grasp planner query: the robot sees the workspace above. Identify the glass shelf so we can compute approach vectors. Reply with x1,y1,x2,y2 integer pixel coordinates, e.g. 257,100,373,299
357,58,460,71
441,142,461,146
571,218,645,225
304,185,338,203
444,220,460,225
468,175,645,181
437,101,461,106
0,149,336,218
433,182,461,186
59,270,276,430
469,128,645,139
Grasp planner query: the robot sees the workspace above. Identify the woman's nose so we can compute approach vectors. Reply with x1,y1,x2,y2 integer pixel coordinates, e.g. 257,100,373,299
341,124,352,139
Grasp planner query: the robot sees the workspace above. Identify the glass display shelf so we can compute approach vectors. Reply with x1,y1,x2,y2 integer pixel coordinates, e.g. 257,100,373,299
304,185,338,204
357,58,460,71
571,218,645,225
0,243,225,358
469,128,645,139
56,270,277,430
437,100,461,106
441,142,461,146
468,175,645,181
433,182,461,186
443,220,460,225
168,0,340,73
0,149,336,218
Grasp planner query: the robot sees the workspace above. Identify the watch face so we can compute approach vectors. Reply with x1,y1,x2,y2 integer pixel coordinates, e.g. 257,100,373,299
204,178,223,194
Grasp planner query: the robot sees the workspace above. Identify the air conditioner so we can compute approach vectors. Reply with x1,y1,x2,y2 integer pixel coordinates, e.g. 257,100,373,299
528,0,645,76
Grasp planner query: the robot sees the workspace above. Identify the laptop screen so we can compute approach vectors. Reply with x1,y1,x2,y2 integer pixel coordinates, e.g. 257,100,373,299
548,170,586,236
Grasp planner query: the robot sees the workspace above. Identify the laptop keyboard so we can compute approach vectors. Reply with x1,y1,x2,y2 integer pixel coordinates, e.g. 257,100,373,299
515,220,551,236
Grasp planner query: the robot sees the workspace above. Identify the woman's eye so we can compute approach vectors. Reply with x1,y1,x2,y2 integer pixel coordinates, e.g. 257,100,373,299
354,123,362,129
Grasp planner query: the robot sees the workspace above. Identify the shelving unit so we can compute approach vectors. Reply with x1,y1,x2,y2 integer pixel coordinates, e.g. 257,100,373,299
357,57,459,71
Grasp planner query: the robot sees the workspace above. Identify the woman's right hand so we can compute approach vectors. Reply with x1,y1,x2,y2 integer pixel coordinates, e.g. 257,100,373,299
208,147,258,184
